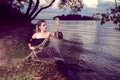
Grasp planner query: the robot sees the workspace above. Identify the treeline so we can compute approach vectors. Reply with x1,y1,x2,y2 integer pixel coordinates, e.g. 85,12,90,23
54,14,95,20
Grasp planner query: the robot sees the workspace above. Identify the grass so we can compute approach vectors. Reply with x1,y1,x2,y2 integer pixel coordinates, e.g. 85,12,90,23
11,72,33,80
12,42,27,59
0,72,34,80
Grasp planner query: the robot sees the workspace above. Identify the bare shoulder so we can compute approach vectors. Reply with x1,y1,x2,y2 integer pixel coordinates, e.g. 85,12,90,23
32,33,37,38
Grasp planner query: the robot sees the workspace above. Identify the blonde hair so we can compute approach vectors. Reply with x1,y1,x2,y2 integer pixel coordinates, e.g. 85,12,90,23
35,20,46,33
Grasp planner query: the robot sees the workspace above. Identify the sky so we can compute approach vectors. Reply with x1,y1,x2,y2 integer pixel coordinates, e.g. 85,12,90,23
35,0,120,19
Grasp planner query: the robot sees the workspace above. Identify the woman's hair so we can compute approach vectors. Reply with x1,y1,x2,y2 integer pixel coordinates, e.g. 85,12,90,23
35,20,46,33
53,16,59,20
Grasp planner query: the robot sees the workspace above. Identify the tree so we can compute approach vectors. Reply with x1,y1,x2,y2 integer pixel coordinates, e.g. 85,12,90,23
99,5,120,30
96,0,120,31
58,0,83,14
0,0,83,22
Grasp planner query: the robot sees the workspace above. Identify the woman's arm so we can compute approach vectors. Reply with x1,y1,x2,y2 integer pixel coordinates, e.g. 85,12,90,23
55,17,61,32
28,33,36,50
28,43,35,50
52,17,63,39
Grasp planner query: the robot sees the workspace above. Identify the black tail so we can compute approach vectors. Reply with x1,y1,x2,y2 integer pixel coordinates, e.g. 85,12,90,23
56,60,80,80
55,60,94,80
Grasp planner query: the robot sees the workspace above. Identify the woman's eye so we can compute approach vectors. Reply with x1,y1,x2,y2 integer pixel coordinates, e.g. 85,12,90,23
43,24,46,26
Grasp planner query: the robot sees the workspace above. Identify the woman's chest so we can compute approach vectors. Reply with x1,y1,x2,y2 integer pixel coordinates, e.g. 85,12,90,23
35,32,49,38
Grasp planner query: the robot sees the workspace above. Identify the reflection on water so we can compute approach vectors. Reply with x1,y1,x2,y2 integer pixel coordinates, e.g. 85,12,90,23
45,20,120,80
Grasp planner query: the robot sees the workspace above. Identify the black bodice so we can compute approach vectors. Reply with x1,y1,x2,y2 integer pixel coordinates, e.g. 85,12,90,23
29,38,49,47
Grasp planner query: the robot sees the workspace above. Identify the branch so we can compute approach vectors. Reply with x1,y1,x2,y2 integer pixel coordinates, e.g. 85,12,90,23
31,0,55,19
29,0,39,18
25,0,33,18
41,0,55,9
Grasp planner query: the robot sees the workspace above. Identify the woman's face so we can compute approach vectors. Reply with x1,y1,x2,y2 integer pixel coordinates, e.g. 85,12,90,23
40,22,47,31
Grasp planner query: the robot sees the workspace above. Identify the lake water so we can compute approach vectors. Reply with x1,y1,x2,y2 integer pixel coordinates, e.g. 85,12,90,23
32,20,120,80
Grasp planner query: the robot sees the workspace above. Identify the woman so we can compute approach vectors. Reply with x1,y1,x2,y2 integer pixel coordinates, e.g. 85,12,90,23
28,17,63,60
27,17,91,80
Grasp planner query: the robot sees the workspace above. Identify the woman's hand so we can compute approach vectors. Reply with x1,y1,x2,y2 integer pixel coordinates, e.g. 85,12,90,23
30,46,36,50
28,43,36,50
54,17,61,32
54,17,63,39
55,17,60,27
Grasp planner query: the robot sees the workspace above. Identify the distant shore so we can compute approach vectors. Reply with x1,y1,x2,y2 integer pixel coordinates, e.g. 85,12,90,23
53,14,99,20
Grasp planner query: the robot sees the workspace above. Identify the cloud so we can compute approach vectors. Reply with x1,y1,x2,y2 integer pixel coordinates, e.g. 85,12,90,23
39,0,47,5
51,0,59,9
82,0,117,8
39,0,59,9
80,0,117,16
34,0,119,19
83,0,99,8
100,0,115,3
36,12,61,19
39,0,118,9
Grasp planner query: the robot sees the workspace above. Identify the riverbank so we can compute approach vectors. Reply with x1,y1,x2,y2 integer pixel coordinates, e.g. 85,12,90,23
0,23,95,80
0,59,69,80
0,24,69,79
0,24,33,66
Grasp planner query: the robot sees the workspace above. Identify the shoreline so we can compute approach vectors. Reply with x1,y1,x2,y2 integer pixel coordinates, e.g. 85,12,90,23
0,23,95,80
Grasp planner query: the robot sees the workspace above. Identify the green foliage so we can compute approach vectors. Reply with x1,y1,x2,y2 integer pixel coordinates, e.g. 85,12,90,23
11,34,30,59
12,42,27,59
0,78,5,80
11,72,33,80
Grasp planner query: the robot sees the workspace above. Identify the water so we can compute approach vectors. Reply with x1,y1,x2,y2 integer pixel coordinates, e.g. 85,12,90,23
32,20,120,80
